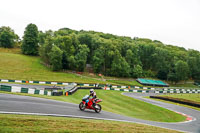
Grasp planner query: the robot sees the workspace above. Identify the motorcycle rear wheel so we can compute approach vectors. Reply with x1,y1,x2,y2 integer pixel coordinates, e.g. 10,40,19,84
79,102,85,111
95,104,101,113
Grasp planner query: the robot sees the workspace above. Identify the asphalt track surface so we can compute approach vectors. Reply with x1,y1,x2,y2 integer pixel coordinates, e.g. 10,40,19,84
0,89,200,132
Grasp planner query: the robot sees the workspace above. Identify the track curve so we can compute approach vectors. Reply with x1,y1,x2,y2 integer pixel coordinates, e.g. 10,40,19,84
0,92,200,133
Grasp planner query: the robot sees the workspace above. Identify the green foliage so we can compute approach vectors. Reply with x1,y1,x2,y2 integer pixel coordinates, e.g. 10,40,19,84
111,50,130,77
174,60,189,82
132,64,143,78
49,45,63,71
0,26,18,48
74,44,90,71
22,23,39,55
36,27,200,82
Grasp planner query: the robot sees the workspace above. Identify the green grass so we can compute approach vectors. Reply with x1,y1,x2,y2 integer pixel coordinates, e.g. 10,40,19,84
0,114,181,133
0,90,186,122
107,80,143,86
0,48,106,84
160,94,200,102
0,48,141,86
169,83,199,88
147,95,200,111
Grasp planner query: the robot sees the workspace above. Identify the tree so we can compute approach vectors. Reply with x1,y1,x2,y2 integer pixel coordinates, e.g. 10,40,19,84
39,36,54,64
75,44,90,71
22,23,39,55
111,50,130,77
49,45,63,71
175,60,189,82
92,49,104,73
0,26,18,48
132,65,143,78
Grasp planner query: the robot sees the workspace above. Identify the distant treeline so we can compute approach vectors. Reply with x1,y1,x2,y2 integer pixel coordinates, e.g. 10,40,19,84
1,24,200,83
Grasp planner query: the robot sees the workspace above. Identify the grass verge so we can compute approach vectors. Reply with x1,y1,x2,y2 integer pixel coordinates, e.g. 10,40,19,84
0,114,182,133
160,94,200,102
0,90,186,122
147,95,200,111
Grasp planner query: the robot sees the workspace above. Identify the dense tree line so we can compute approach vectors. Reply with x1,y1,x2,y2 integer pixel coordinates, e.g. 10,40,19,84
36,27,200,83
1,24,200,83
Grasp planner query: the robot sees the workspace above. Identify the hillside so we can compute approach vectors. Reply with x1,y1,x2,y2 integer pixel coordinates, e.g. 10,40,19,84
0,48,104,83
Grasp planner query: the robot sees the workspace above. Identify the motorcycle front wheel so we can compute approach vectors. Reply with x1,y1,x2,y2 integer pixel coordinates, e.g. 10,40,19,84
95,104,101,113
79,102,85,111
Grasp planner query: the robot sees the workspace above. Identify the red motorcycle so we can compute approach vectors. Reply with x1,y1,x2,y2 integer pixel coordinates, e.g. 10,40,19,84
79,95,102,113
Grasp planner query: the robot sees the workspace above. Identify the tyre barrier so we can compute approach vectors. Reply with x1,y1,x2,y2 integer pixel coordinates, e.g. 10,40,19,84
162,88,200,92
0,85,52,96
150,96,200,108
52,91,63,96
1,79,200,94
0,79,77,86
155,90,200,94
105,87,150,93
67,86,102,95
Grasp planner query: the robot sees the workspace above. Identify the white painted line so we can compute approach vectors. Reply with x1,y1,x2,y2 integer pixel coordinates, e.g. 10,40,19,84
115,88,120,91
112,86,117,88
133,90,138,92
135,86,140,89
124,89,129,92
121,86,126,88
143,87,147,89
29,81,33,83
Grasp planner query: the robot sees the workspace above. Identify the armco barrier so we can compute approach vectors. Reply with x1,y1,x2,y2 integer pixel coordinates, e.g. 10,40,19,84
0,85,52,96
150,96,200,108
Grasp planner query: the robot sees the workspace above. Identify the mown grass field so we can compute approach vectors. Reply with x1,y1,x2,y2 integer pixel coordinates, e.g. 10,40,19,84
0,48,106,84
0,90,186,122
148,94,200,111
0,114,181,133
161,94,200,102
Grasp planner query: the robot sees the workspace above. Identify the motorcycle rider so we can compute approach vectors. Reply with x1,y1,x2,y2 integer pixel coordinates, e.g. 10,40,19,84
89,89,97,108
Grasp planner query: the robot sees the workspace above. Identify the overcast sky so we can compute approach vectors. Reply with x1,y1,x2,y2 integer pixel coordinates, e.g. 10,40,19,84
0,0,200,51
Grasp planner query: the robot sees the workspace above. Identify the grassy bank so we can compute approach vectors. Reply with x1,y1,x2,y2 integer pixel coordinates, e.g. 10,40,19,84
148,94,200,111
161,94,200,102
0,90,186,122
0,114,181,133
0,48,106,84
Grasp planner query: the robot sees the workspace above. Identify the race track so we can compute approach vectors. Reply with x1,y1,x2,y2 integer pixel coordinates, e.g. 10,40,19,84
0,92,200,132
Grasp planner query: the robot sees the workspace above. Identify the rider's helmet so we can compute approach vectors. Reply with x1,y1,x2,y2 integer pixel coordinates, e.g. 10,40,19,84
90,89,94,95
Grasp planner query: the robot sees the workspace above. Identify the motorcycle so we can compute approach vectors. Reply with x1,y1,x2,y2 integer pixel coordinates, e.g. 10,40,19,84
79,95,102,113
